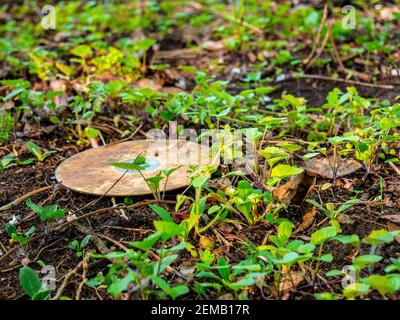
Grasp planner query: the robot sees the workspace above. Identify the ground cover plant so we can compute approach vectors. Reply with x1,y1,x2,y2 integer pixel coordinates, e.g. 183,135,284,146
1,0,400,301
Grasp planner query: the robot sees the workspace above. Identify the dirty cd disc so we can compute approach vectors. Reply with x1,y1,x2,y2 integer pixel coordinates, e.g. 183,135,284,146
55,140,213,196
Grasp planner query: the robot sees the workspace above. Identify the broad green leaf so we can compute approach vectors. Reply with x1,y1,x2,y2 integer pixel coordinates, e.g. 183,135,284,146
131,232,161,250
334,234,360,246
353,254,382,267
154,221,182,241
19,267,42,298
364,275,397,296
271,164,303,179
319,253,333,263
149,204,173,222
218,257,230,281
363,229,395,245
108,271,136,298
71,45,93,58
278,221,293,241
192,176,209,188
86,272,105,288
311,226,337,245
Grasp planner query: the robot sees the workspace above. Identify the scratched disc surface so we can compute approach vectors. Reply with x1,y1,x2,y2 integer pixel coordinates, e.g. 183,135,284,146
55,140,212,196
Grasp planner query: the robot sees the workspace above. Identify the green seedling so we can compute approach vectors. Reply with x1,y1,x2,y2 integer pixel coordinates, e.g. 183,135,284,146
6,223,35,248
26,141,56,162
69,235,91,257
0,154,15,172
306,198,361,221
19,267,50,300
26,198,65,222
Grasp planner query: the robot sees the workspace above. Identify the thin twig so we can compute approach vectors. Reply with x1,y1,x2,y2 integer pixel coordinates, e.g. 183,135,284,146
288,74,394,89
52,257,86,300
76,255,89,300
0,185,52,211
303,4,328,65
56,199,176,232
305,19,331,70
388,162,400,176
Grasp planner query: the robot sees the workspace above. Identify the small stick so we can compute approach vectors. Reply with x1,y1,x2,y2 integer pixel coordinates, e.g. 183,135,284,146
0,185,52,211
52,257,86,300
0,246,18,265
288,74,394,90
76,255,89,300
0,200,176,265
305,19,331,70
103,225,152,234
56,199,176,232
388,162,400,176
303,4,328,65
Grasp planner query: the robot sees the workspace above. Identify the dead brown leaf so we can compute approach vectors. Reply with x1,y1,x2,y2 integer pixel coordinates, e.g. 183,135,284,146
386,222,400,244
337,214,354,225
136,78,162,91
294,206,317,234
273,173,315,205
199,235,215,250
304,157,361,179
49,80,68,107
383,215,400,224
279,271,304,294
217,222,234,233
162,87,184,95
201,40,226,51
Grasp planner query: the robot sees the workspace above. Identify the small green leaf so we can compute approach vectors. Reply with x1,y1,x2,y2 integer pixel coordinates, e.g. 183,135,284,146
154,221,182,241
319,253,333,263
271,164,303,179
363,229,396,245
364,275,397,296
71,45,93,59
80,235,91,249
108,271,136,298
218,257,230,281
353,254,382,268
275,252,299,264
192,176,209,188
149,204,173,222
19,267,42,298
26,141,43,161
131,232,161,250
278,221,293,241
311,226,337,245
334,234,360,246
86,272,105,288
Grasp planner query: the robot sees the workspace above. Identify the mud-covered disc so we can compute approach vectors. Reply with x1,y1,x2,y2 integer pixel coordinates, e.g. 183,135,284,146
55,140,213,196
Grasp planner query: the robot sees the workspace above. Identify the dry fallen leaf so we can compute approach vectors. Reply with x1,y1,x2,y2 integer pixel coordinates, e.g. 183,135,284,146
279,271,304,294
383,215,400,224
199,235,215,250
217,221,234,233
136,78,162,91
304,157,361,179
201,40,226,51
294,206,317,234
162,86,184,95
49,80,68,107
337,214,354,225
386,222,400,244
273,173,314,205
